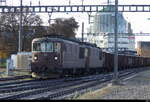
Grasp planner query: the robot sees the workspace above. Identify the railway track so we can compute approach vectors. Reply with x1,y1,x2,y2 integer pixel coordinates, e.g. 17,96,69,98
37,69,139,100
0,74,106,99
27,68,147,100
0,68,147,100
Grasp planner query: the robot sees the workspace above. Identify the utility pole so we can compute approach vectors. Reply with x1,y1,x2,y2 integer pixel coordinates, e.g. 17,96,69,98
81,0,84,42
69,0,71,5
30,1,32,6
107,0,110,5
113,0,119,84
0,0,6,5
18,0,23,52
48,12,52,26
81,22,84,42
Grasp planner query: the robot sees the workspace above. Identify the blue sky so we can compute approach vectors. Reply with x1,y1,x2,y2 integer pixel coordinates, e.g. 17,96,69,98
4,0,150,46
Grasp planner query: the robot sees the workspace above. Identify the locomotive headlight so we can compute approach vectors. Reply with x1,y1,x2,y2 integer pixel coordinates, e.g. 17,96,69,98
54,56,58,60
34,56,38,60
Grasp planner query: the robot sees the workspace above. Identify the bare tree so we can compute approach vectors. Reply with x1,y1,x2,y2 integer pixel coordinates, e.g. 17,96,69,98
0,9,45,52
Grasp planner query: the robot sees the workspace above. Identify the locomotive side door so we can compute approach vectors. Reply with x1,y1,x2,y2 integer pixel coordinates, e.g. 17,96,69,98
85,48,90,68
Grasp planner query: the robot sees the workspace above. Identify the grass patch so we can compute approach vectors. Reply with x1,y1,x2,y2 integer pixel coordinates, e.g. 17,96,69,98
0,62,6,68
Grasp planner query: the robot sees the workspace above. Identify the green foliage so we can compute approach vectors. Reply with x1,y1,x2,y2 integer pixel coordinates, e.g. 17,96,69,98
48,17,79,38
0,62,6,68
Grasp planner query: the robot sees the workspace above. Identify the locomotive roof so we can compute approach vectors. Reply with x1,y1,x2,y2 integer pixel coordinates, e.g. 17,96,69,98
32,35,101,49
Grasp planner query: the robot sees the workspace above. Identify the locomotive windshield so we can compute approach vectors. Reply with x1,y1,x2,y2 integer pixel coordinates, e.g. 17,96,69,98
32,41,61,52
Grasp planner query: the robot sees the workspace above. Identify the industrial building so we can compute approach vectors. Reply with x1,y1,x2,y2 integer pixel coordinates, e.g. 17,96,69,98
137,41,150,57
87,5,135,53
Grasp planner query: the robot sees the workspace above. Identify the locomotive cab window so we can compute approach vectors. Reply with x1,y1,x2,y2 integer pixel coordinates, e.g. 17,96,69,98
33,42,41,51
33,42,53,52
32,41,61,52
46,42,53,52
54,43,61,52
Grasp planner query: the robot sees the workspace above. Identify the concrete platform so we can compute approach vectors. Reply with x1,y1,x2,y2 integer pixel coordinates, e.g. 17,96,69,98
76,69,150,99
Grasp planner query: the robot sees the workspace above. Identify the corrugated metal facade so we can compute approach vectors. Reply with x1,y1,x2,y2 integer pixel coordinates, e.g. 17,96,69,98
137,42,150,57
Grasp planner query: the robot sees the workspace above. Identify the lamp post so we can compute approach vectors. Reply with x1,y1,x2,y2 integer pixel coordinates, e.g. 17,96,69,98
18,0,23,52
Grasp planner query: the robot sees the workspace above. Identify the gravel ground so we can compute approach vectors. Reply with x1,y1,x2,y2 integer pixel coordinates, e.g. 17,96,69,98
76,69,150,100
